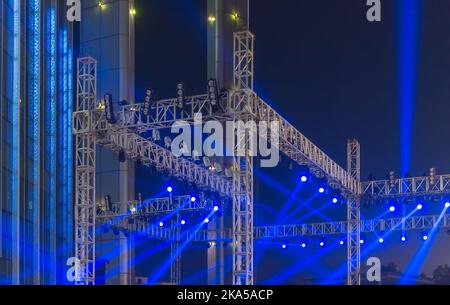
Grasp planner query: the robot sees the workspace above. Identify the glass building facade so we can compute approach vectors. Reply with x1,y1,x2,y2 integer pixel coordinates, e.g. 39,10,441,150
0,0,74,284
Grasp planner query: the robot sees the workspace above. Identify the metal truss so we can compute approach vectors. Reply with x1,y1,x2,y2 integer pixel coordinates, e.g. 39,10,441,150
347,140,361,285
231,31,255,285
95,195,219,220
99,132,232,197
73,57,97,285
169,194,182,285
106,214,450,242
361,174,450,199
253,214,450,240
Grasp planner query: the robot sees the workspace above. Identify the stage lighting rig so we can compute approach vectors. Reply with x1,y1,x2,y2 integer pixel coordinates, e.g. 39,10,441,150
104,93,117,124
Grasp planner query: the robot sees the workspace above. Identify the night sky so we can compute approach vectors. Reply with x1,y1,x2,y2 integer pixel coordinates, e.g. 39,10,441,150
134,0,450,283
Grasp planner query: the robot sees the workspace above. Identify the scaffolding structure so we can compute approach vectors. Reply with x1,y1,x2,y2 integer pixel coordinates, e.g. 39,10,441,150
73,30,450,286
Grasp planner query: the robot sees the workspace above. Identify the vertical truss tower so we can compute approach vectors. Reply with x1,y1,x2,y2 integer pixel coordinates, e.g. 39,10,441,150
232,31,255,285
347,139,361,285
74,57,97,285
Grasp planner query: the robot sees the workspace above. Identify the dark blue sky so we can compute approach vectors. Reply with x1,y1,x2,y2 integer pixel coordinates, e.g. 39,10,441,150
135,0,450,180
134,0,450,283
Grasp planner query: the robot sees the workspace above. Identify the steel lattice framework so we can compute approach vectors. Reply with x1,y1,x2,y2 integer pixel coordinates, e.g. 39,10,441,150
346,139,361,285
361,174,450,198
74,57,97,285
73,29,450,285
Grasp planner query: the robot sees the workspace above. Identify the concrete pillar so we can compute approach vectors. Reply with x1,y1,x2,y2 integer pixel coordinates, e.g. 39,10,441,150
81,0,136,285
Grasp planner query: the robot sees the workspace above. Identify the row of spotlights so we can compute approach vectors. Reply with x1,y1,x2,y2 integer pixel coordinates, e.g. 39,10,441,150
282,233,434,249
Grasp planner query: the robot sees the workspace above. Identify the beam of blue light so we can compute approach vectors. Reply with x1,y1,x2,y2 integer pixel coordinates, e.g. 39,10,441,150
321,207,419,284
398,206,449,284
147,209,217,284
397,0,423,176
276,183,303,222
260,241,340,285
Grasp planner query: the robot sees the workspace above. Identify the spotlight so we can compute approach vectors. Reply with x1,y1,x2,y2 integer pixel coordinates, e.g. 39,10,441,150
389,206,396,212
167,186,173,193
208,15,216,24
416,204,423,210
319,187,326,194
300,175,308,183
191,196,196,202
401,236,406,242
213,206,220,212
360,239,365,244
320,237,326,247
282,244,287,249
378,238,384,244
332,197,339,204
422,232,428,241
159,222,164,227
181,220,186,225
301,242,307,248
339,240,345,246
204,218,210,224
445,202,450,208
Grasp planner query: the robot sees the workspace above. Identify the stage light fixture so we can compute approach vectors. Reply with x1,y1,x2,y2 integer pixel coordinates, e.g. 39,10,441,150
360,239,365,244
319,187,326,194
191,196,196,202
176,83,185,110
159,222,164,227
401,236,407,242
207,79,219,107
143,89,152,116
301,175,308,182
213,206,220,212
104,195,113,212
339,240,345,246
389,205,396,212
301,242,307,248
282,244,287,249
208,16,216,24
421,232,428,241
417,203,423,210
164,136,172,149
378,238,384,244
152,129,161,141
445,202,450,208
332,197,339,204
104,93,117,124
181,220,186,225
204,218,210,224
167,186,173,193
